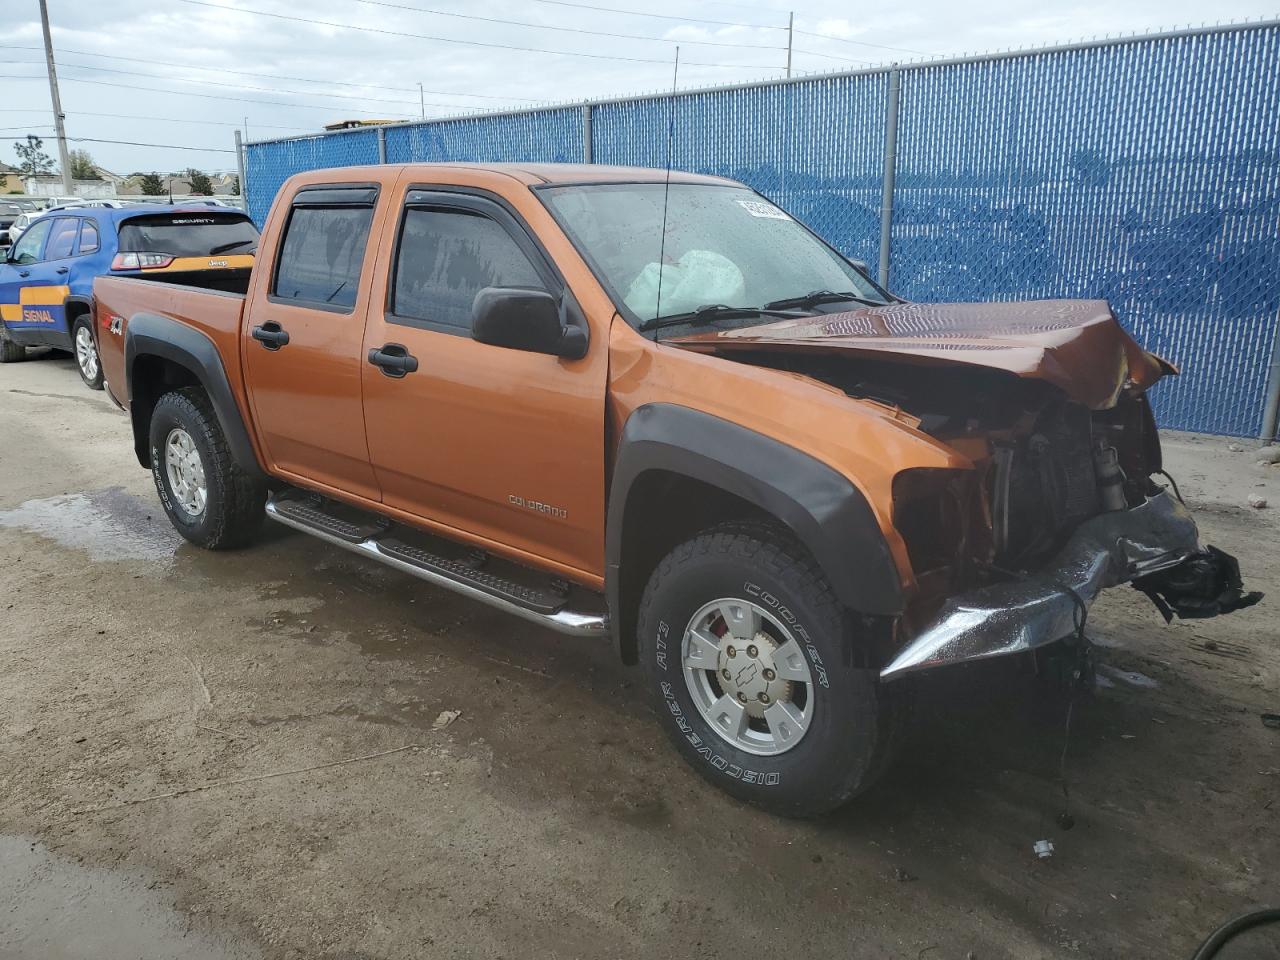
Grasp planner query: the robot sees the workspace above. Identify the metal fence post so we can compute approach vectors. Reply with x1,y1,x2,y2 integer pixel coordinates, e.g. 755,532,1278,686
878,66,901,288
377,126,387,164
1261,313,1280,442
233,129,247,209
583,103,593,163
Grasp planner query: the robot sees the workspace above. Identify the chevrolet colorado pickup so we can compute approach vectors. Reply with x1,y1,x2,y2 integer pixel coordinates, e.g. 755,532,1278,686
92,163,1258,816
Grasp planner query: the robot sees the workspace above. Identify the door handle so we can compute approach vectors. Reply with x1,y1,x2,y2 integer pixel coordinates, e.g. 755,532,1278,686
55,267,69,275
18,270,29,278
251,321,289,350
367,343,418,378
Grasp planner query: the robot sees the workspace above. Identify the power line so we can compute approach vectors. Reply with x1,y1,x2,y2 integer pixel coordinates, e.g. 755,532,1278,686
7,58,492,110
495,0,784,30
172,0,781,69
0,45,541,102
0,75,420,117
792,48,874,64
67,136,234,154
1,108,312,132
791,27,929,56
339,0,785,49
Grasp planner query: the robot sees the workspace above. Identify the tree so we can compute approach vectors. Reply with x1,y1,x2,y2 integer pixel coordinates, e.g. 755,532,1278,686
13,135,54,176
138,172,165,196
186,167,214,195
229,175,240,195
68,149,101,180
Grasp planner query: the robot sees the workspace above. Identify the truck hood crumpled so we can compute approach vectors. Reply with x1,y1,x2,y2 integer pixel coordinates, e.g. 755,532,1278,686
666,299,1171,410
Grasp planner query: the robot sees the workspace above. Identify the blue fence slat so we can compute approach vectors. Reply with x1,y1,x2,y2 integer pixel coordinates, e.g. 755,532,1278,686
243,23,1280,436
890,28,1280,436
244,129,380,224
591,73,887,268
383,107,582,164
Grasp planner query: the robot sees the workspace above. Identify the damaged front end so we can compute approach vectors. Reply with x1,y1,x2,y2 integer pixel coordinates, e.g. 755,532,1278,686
667,298,1262,678
880,491,1260,679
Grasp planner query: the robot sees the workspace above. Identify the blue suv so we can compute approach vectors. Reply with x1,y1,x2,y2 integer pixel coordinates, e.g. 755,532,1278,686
0,204,258,389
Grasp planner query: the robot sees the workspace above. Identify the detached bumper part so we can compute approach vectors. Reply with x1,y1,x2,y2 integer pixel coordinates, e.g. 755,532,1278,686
880,492,1252,680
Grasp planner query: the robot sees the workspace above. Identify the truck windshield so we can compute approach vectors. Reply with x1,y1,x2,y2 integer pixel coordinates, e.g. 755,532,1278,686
539,182,886,330
117,213,260,257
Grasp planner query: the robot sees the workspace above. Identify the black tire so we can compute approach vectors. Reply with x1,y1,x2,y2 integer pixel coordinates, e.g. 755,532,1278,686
149,387,266,549
0,326,24,363
72,316,104,390
638,521,896,818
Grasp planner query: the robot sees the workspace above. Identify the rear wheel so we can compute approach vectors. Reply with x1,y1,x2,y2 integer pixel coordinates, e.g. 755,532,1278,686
149,388,266,549
0,326,24,363
638,522,896,818
72,317,103,389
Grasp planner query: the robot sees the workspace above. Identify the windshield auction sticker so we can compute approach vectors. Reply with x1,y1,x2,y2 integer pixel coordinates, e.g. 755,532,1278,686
736,199,791,220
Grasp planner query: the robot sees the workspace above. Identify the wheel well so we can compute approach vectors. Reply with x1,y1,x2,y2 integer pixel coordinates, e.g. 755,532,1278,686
65,300,91,328
614,469,774,665
129,355,202,467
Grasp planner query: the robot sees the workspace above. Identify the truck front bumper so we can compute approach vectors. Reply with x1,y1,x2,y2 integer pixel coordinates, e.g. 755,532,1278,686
881,492,1201,680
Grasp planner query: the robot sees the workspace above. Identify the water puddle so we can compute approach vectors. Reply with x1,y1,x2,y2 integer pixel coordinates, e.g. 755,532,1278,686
0,487,179,563
0,835,260,960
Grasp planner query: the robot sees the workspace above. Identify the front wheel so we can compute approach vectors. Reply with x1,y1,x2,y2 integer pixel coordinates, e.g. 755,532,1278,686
149,388,266,549
638,522,896,818
73,317,103,390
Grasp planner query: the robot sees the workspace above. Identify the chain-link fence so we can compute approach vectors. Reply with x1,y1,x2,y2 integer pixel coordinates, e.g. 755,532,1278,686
244,21,1280,438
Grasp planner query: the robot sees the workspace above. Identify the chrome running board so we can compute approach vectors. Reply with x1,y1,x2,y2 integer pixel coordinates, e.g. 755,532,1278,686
265,494,610,639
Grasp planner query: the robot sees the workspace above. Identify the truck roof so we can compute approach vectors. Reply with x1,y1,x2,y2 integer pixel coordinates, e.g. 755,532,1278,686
286,162,739,188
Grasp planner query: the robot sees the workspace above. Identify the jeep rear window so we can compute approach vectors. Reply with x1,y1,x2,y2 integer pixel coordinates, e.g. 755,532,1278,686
117,213,259,257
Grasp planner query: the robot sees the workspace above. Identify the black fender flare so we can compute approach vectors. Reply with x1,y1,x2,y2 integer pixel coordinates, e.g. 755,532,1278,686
606,403,903,656
124,313,266,480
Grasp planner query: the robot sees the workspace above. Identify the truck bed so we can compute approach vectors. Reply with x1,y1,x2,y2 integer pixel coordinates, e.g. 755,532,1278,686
94,274,249,412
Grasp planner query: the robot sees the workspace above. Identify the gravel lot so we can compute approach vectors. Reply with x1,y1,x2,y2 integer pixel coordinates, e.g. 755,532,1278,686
1,351,1277,959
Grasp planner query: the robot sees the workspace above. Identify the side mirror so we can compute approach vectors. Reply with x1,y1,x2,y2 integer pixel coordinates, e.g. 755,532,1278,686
850,258,870,274
472,287,587,360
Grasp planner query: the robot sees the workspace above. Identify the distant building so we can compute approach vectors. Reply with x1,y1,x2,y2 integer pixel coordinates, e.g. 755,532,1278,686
22,175,115,199
0,162,23,194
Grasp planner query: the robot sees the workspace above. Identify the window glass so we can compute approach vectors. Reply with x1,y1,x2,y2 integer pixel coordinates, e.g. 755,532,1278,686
272,206,373,309
392,208,545,330
10,218,53,265
45,218,79,260
118,213,258,257
79,220,100,255
540,183,885,327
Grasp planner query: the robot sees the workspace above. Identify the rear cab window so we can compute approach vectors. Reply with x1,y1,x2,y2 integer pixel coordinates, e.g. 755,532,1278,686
271,185,378,312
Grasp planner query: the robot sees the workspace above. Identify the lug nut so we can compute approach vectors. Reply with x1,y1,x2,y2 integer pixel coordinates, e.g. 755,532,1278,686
726,645,737,658
758,692,770,703
763,668,776,681
747,644,758,658
736,692,748,703
721,669,732,681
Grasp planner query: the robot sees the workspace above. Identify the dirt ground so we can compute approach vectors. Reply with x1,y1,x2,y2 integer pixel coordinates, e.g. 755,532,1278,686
1,351,1277,960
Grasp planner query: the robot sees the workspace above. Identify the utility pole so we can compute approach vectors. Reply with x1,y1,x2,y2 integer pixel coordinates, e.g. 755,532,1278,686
785,11,794,78
418,82,425,119
38,0,73,194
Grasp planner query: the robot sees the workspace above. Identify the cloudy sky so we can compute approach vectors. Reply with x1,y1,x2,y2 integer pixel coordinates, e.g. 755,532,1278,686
3,0,1277,175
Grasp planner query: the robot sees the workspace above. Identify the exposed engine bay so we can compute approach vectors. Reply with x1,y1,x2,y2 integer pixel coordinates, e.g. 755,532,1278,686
667,301,1263,676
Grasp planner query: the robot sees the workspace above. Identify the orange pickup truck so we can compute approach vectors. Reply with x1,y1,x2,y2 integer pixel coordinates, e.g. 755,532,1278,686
93,163,1258,816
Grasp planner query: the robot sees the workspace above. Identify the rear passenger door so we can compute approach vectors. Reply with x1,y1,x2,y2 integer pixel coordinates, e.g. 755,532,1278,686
359,186,606,579
242,184,382,500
